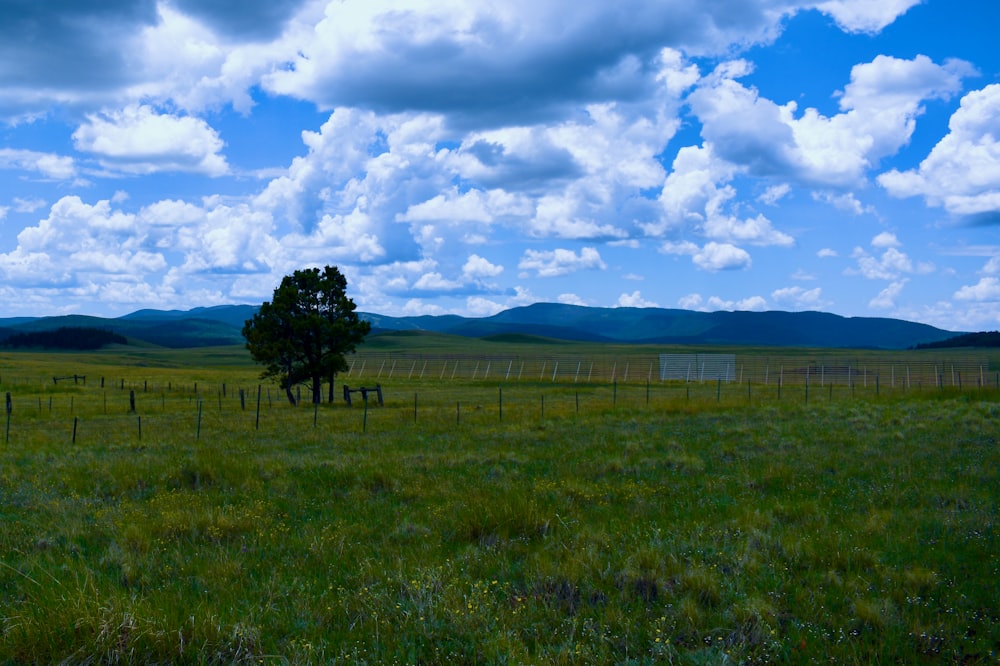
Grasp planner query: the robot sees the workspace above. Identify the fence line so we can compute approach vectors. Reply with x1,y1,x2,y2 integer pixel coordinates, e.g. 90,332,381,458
345,352,999,388
3,373,999,446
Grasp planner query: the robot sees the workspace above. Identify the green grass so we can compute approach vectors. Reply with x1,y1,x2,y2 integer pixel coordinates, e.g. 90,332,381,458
0,349,998,663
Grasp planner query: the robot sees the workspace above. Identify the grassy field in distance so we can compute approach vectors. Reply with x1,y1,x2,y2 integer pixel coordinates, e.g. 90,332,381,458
0,342,998,663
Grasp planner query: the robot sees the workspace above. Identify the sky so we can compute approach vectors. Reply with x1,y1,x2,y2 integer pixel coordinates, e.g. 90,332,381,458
1,0,999,331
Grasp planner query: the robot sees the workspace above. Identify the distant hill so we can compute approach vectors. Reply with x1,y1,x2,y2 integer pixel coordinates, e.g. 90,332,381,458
0,303,962,350
361,303,960,349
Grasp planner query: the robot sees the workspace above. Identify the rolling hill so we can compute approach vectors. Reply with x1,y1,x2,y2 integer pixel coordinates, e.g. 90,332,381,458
0,302,963,350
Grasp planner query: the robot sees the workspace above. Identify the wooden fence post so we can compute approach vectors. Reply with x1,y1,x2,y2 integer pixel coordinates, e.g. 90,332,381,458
255,385,262,431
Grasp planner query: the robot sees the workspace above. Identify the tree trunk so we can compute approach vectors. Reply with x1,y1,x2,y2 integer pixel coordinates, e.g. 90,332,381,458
312,375,322,405
283,362,297,406
328,373,336,403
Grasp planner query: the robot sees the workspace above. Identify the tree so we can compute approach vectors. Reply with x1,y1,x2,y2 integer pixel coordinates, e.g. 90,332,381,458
243,266,371,406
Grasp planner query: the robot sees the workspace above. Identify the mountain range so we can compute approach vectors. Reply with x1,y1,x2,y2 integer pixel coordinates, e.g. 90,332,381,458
0,303,962,350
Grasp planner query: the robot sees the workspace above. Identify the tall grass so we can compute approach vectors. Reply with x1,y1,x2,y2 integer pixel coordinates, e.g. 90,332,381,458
0,351,998,663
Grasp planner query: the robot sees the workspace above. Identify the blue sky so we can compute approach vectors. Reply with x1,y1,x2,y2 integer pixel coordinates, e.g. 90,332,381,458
1,0,998,331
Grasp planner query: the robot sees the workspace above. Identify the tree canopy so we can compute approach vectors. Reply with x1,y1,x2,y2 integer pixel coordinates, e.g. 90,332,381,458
914,331,1000,349
242,266,371,405
1,327,127,350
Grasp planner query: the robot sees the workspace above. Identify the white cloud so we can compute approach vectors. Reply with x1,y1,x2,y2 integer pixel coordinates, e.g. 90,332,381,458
955,277,1000,302
557,293,588,306
660,239,752,271
850,246,912,280
678,293,704,310
703,212,794,247
758,183,790,205
0,149,76,180
0,196,172,289
413,272,463,291
653,143,792,246
809,0,921,33
695,242,752,271
0,1,976,319
848,235,933,281
660,241,701,256
772,285,823,308
817,248,838,258
261,1,822,125
869,280,908,310
13,198,47,214
707,295,767,311
73,104,229,176
617,291,659,308
462,254,503,280
879,84,1000,219
466,296,505,316
871,231,901,248
689,54,973,188
518,247,606,277
812,190,870,215
681,292,768,312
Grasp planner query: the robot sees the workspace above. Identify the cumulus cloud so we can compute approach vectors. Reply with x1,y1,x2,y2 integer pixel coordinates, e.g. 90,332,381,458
955,277,1000,302
0,196,164,289
758,183,791,205
662,240,752,271
869,280,908,310
703,213,794,247
678,293,704,310
413,272,464,291
871,231,901,248
772,285,823,308
0,149,76,180
682,292,769,312
689,54,972,188
652,144,794,247
0,0,922,121
462,254,504,279
850,247,912,280
810,0,922,33
263,2,789,125
557,293,588,306
0,0,963,317
812,190,871,215
707,295,768,311
848,234,934,280
72,105,229,176
518,247,606,277
617,291,659,308
879,84,1000,220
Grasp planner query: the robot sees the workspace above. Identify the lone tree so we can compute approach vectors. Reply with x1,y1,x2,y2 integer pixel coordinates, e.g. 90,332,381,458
243,265,371,406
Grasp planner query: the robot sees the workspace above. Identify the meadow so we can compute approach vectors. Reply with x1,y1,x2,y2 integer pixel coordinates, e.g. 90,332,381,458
0,342,998,664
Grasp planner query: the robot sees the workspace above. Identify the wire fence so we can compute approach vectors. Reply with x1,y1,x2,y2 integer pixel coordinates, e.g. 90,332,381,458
345,351,1000,389
2,349,999,445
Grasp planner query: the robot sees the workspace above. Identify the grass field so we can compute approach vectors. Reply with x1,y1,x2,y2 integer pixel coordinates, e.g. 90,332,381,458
1,344,998,663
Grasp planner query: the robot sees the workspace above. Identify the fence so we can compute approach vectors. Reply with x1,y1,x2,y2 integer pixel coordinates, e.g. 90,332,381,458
660,354,736,382
2,357,1000,445
345,351,1000,388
